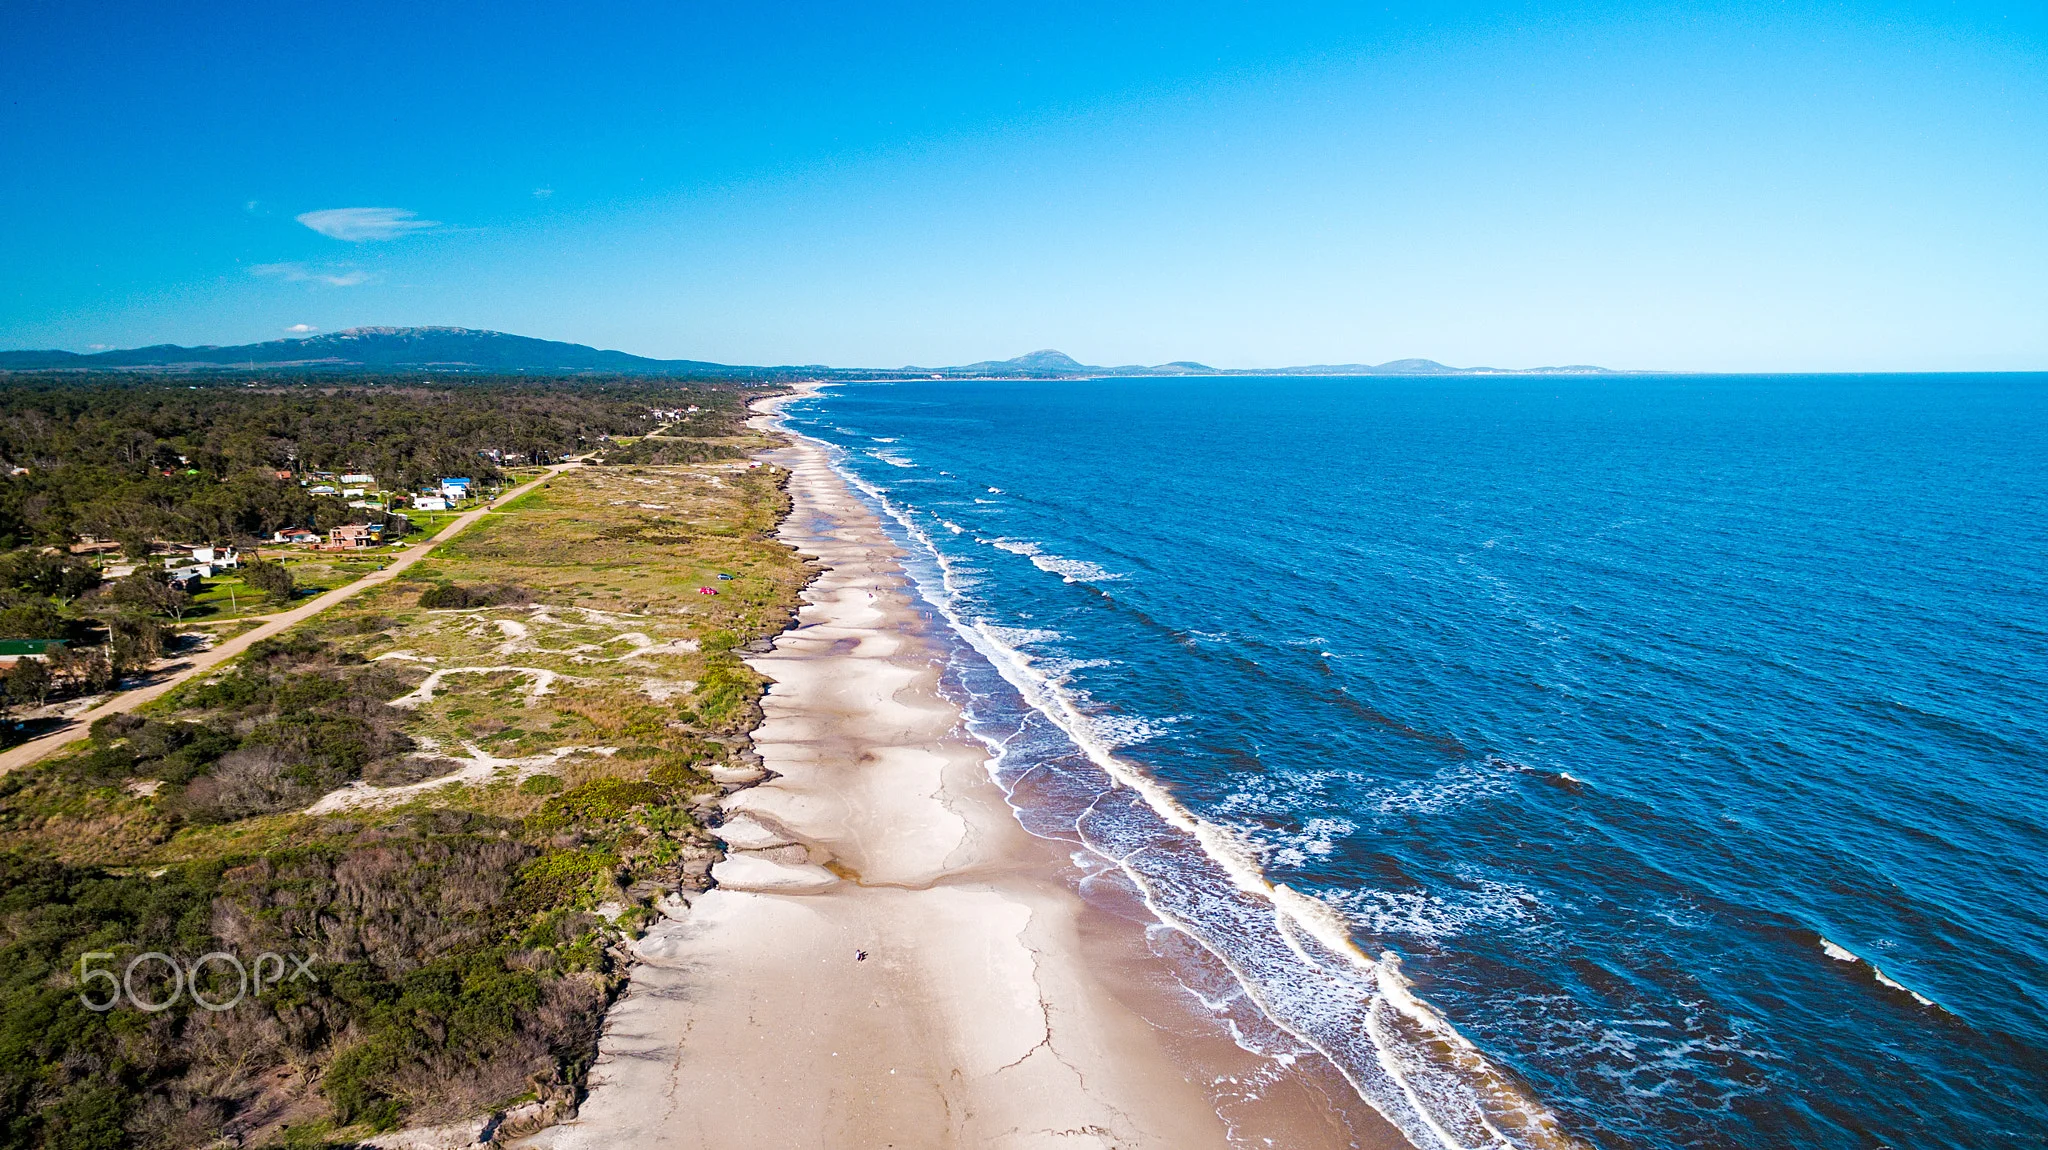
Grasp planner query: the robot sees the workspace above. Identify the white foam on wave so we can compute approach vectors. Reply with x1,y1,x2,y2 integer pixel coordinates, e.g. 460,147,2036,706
1816,938,1940,1008
866,448,916,468
793,429,1579,1150
985,536,1121,583
1261,815,1358,867
985,624,1064,647
1323,879,1549,944
1366,763,1513,819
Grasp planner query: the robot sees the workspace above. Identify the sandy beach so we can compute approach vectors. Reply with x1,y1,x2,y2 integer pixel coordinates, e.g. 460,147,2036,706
525,391,1399,1150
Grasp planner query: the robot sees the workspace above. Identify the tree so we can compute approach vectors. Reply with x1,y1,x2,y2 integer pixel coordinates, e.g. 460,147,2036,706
5,656,51,710
105,617,164,676
243,559,295,606
56,646,115,693
0,551,102,601
108,571,182,617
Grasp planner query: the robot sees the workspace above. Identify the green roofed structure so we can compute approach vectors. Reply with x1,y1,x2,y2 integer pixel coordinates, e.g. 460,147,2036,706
0,639,69,662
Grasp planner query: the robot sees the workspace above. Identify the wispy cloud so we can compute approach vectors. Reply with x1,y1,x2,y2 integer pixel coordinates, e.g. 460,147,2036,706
251,262,372,287
295,206,439,242
285,324,319,334
533,187,554,199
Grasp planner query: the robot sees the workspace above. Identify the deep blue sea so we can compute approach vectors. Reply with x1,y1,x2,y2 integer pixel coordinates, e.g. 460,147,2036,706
781,374,2048,1150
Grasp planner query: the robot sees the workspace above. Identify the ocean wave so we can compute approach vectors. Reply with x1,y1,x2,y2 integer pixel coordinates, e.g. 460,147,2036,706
866,448,916,468
984,624,1064,647
986,536,1121,582
1262,814,1357,867
1320,879,1550,944
1364,763,1515,819
1818,937,1940,1008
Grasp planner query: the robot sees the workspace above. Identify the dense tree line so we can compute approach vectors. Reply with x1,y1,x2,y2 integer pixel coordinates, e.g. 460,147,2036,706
0,374,753,550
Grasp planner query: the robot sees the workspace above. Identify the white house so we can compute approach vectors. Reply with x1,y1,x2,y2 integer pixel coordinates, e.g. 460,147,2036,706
340,473,375,485
192,545,239,568
413,496,448,512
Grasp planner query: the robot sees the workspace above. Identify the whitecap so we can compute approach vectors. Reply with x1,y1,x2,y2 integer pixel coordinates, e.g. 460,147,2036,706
1817,937,1940,1008
987,537,1120,582
1819,937,1858,963
1320,878,1548,943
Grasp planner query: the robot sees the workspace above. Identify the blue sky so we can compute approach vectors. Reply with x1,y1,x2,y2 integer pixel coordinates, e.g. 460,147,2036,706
3,0,2044,370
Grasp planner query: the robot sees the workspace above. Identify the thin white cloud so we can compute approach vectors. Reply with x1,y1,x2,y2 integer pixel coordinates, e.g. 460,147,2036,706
251,262,372,287
533,187,554,199
295,206,439,242
285,324,319,334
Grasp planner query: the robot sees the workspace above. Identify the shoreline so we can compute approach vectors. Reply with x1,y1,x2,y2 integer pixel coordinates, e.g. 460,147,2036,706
523,388,1399,1148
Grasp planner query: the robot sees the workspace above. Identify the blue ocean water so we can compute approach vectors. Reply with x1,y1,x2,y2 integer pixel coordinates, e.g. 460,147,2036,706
780,375,2048,1150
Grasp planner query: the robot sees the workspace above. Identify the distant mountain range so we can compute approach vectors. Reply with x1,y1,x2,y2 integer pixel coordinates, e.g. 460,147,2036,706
0,327,1620,379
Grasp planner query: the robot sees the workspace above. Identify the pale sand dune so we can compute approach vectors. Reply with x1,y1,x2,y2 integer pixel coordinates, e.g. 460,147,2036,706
523,394,1394,1150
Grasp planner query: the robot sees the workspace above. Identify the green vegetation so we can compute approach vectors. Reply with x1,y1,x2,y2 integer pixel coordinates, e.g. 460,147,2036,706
0,410,806,1149
0,374,752,550
0,374,758,726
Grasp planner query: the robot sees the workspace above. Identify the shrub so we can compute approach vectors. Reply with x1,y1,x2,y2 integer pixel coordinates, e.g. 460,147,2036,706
417,583,532,610
646,760,708,794
514,849,616,911
518,774,562,796
530,779,662,831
